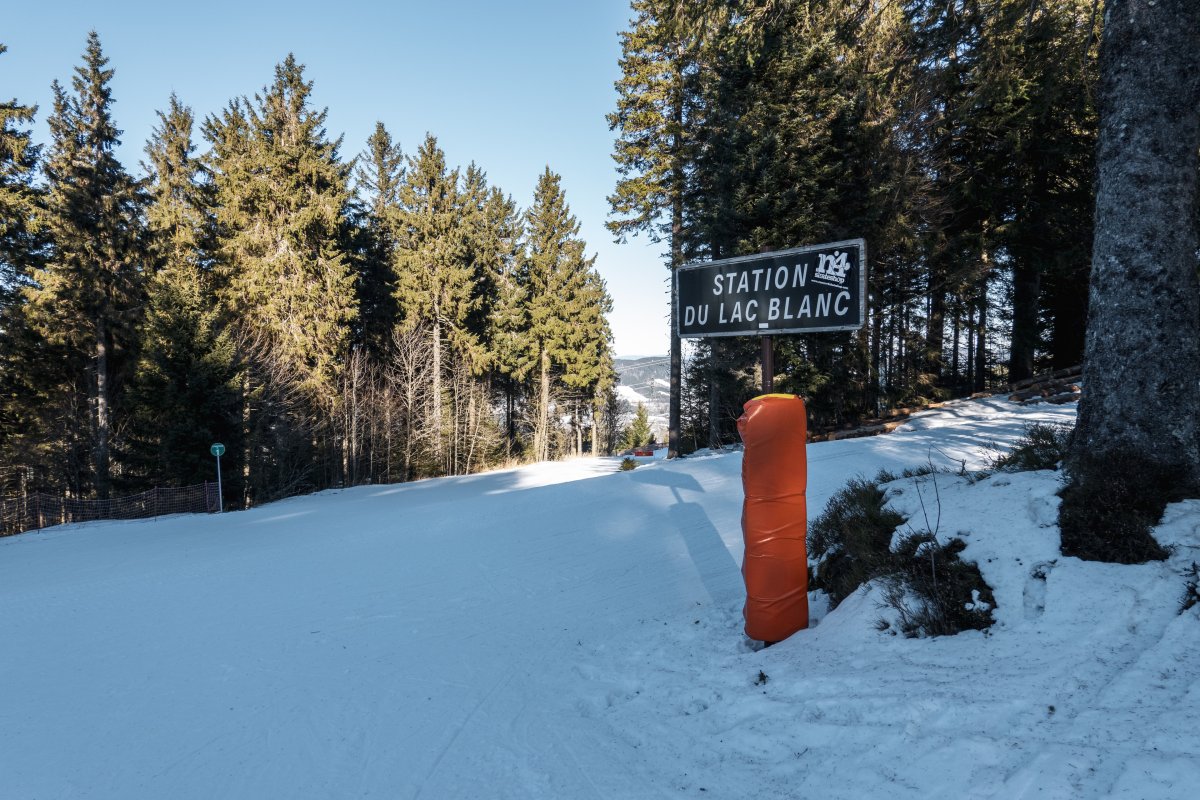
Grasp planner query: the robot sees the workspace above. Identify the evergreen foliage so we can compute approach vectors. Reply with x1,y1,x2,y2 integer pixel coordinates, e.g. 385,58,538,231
23,32,147,498
0,5,1124,514
351,121,403,357
524,168,613,461
611,1,1103,443
122,93,238,490
608,0,694,457
809,471,995,638
204,54,357,500
0,42,42,297
619,403,653,452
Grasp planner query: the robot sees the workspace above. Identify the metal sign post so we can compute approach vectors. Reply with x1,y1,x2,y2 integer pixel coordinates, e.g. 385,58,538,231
210,443,225,512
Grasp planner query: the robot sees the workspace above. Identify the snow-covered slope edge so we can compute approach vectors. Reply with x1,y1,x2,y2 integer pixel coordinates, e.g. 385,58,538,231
2,396,1197,799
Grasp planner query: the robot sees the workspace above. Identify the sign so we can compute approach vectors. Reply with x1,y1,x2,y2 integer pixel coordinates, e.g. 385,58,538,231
677,239,866,338
210,443,226,458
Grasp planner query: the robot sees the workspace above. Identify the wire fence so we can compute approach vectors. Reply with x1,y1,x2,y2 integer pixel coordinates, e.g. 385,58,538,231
0,482,220,538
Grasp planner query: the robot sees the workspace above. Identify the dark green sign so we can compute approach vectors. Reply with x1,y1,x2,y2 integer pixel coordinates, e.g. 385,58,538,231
677,239,866,338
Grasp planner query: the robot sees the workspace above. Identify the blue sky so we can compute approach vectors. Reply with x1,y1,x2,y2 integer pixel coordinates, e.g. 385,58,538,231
3,0,669,357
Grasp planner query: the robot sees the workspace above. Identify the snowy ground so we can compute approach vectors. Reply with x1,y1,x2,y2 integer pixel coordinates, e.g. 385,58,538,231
2,396,1198,799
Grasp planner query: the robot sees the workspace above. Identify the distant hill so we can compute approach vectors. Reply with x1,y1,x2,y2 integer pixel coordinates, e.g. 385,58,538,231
614,356,670,437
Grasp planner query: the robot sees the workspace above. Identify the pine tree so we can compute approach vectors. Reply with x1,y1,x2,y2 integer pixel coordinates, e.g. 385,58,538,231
0,42,41,297
122,93,238,489
392,134,482,468
204,55,357,498
0,41,47,490
609,0,697,458
620,402,653,451
352,121,403,357
523,168,612,462
478,186,527,451
24,32,147,497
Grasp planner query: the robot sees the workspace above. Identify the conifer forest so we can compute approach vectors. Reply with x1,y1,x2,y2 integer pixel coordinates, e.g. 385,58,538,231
610,0,1105,454
0,36,615,507
1,0,1121,507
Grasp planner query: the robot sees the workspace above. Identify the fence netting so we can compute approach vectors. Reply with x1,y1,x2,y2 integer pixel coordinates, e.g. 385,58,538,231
1,483,220,537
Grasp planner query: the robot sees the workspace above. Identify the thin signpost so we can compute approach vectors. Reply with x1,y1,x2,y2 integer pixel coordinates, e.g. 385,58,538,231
210,443,225,512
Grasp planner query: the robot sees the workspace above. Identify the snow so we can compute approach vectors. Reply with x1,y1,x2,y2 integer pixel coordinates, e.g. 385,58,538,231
3,397,1198,798
616,384,649,405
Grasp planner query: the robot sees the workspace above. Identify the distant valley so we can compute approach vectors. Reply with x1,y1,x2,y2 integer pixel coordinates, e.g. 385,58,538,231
614,356,670,438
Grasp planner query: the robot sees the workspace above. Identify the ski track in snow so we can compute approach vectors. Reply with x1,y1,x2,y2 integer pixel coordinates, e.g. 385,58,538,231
2,396,1198,798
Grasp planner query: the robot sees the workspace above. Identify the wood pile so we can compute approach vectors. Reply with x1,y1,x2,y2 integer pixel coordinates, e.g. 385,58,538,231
1005,365,1083,406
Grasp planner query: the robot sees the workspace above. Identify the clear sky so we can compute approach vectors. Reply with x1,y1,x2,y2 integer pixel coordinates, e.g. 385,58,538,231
2,0,670,357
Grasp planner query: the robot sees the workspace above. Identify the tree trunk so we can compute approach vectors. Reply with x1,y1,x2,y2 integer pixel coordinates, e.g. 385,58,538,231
925,284,945,386
93,319,110,499
667,61,684,460
1064,0,1200,559
536,347,551,462
431,318,443,460
973,291,988,394
1009,257,1040,382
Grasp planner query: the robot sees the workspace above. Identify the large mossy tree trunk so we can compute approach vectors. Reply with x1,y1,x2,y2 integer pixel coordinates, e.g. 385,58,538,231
1061,0,1200,562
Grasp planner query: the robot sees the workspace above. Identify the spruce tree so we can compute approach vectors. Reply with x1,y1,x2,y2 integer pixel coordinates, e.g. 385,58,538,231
204,55,357,498
620,402,652,452
24,32,146,497
352,121,403,357
0,42,46,489
523,168,612,462
478,187,528,451
122,93,238,490
0,42,41,297
609,0,695,458
392,134,482,466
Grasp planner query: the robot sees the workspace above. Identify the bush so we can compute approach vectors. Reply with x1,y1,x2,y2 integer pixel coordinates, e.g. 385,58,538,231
808,475,905,606
1059,449,1174,563
619,457,638,471
881,534,996,638
810,471,996,637
990,422,1072,472
1181,563,1200,614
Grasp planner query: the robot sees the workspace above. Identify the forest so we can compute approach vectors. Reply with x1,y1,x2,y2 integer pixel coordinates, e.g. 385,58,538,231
0,36,616,508
0,0,1157,510
610,0,1106,453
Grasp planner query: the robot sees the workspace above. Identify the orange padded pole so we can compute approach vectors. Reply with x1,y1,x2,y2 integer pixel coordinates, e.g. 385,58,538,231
737,393,808,642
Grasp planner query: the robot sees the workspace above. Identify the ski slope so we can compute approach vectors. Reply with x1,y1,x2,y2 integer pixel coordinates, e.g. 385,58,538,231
2,397,1198,799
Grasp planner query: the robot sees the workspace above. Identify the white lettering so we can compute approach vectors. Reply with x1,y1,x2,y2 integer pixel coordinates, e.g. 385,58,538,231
685,305,695,326
816,292,831,317
713,274,723,296
774,266,789,289
751,268,765,291
746,300,758,321
768,297,781,320
793,263,808,287
736,272,749,294
798,296,812,318
730,301,743,323
835,290,850,316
